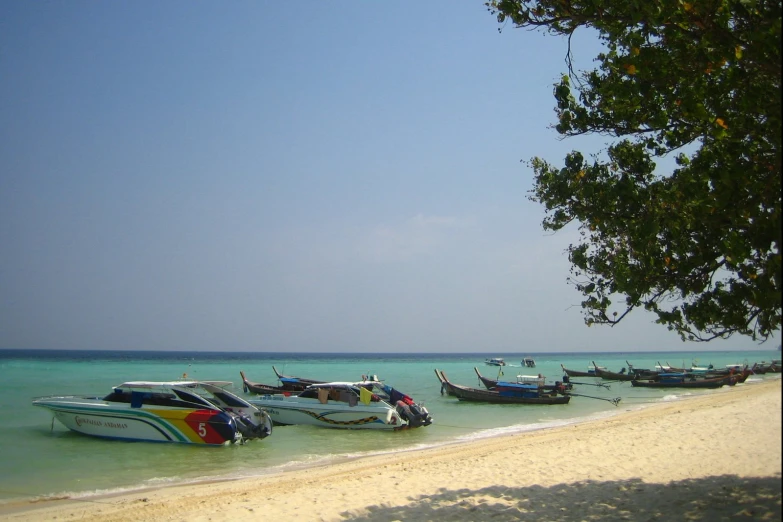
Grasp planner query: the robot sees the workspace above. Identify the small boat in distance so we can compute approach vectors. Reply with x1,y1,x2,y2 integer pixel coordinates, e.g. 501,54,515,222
33,380,273,445
522,357,536,368
248,380,432,430
485,358,506,366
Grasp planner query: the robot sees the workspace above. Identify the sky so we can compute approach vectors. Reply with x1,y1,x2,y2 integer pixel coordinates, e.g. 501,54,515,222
0,2,777,353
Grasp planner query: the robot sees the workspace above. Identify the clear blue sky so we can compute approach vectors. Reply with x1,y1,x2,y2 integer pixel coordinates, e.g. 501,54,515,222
0,2,776,353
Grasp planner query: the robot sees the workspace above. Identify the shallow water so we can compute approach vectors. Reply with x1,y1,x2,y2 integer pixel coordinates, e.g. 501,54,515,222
0,348,778,503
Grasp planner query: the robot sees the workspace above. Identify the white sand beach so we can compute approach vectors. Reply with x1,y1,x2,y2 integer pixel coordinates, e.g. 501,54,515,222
2,379,780,522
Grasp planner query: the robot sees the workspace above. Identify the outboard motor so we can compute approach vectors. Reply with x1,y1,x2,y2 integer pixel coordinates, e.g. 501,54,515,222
381,384,433,428
396,400,433,428
230,411,272,441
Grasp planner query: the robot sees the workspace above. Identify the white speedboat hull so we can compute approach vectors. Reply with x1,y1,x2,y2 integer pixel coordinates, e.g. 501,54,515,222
250,396,404,430
35,398,243,444
34,381,273,445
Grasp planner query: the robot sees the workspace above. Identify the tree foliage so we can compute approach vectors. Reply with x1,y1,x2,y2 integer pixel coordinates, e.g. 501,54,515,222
487,0,781,342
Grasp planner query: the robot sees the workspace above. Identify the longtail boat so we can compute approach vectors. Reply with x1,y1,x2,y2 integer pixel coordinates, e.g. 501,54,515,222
435,369,570,405
272,365,326,392
592,361,636,382
240,371,292,395
473,367,570,393
631,369,750,389
592,360,659,381
560,363,602,378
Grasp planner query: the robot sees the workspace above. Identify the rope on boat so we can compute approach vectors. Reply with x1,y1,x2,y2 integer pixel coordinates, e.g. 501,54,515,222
566,393,622,406
619,396,675,400
569,381,612,389
617,399,673,404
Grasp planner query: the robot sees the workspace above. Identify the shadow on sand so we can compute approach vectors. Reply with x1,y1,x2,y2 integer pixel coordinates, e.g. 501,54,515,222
342,475,781,521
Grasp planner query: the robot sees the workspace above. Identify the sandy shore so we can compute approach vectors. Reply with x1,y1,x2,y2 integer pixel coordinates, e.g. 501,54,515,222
2,379,780,522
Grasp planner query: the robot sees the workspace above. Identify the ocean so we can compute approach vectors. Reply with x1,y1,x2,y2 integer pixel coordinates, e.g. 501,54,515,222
0,348,779,505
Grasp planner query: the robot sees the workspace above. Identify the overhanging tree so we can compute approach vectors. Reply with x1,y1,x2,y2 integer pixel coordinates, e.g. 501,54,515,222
487,0,781,341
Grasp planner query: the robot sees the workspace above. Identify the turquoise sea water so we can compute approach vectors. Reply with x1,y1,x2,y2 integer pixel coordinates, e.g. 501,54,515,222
0,348,779,504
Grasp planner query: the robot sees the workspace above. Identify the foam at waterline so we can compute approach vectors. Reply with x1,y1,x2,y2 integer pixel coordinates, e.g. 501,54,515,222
444,388,737,445
661,393,685,401
453,406,638,443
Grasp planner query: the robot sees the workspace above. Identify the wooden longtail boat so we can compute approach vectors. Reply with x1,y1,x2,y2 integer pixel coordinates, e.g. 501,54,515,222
592,362,636,382
750,361,782,374
474,366,502,389
240,371,292,395
733,368,753,384
435,369,571,405
473,367,571,393
592,361,659,381
751,362,770,375
474,369,621,406
630,369,750,389
272,366,326,392
631,376,726,389
560,363,602,378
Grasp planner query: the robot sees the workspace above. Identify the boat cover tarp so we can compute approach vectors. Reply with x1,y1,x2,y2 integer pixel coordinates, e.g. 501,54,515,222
495,382,538,390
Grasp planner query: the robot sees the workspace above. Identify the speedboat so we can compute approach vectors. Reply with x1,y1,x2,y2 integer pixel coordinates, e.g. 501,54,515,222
485,358,506,366
248,380,433,431
33,380,273,445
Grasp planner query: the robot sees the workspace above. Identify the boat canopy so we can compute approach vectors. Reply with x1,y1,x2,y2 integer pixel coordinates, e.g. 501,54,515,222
307,381,382,388
115,381,233,389
495,381,538,390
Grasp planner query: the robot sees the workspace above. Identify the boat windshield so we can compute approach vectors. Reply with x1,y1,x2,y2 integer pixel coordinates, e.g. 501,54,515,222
357,383,391,401
172,388,219,409
297,383,393,404
206,390,251,408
